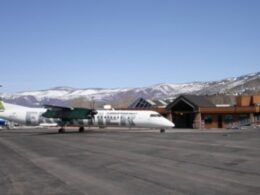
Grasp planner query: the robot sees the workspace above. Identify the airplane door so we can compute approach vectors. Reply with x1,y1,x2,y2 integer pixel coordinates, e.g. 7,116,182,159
120,115,127,126
26,112,39,125
98,114,104,127
128,115,136,127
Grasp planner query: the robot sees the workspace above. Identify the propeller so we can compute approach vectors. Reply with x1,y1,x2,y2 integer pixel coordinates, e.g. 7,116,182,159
86,109,98,119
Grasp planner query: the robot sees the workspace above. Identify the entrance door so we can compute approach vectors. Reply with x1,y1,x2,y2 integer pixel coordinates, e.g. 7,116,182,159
172,113,195,128
218,115,223,128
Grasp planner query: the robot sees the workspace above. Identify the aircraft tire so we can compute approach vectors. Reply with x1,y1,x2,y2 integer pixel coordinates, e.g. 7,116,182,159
79,127,85,133
160,129,165,133
58,128,65,133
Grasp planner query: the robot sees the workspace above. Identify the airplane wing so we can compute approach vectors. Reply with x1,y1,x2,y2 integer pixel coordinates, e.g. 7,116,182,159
42,105,97,120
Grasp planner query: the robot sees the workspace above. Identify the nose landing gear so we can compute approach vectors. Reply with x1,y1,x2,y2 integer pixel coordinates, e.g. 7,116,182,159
58,128,65,133
160,129,165,133
79,127,85,133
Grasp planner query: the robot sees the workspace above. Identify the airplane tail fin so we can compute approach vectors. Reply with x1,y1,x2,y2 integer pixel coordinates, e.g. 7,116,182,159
0,100,5,111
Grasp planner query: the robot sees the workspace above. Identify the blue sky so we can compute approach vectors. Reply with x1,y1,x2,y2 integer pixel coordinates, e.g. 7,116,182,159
0,0,259,92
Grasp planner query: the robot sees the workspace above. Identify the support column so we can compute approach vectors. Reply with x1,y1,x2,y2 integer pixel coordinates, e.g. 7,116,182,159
250,113,255,127
193,113,202,129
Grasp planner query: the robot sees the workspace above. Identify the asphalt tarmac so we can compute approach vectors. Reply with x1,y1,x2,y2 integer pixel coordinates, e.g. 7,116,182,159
0,127,260,195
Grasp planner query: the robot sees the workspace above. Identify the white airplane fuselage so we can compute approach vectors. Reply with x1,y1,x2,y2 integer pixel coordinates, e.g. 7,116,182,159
0,102,174,129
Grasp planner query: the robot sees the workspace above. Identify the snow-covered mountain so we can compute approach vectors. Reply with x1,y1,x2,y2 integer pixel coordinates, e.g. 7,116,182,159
1,72,260,107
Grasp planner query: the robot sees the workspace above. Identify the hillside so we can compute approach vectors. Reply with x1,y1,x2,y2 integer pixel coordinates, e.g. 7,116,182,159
1,72,259,107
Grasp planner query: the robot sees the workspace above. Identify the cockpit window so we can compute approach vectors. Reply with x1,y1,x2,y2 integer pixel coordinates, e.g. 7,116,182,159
150,114,162,117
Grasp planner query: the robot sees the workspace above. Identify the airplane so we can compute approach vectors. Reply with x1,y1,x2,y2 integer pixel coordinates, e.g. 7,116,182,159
0,101,175,133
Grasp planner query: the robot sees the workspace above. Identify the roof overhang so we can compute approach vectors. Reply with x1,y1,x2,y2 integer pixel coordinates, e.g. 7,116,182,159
166,97,196,111
199,106,260,114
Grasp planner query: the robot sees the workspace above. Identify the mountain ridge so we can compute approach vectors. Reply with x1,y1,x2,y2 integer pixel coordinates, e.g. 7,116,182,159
1,72,260,107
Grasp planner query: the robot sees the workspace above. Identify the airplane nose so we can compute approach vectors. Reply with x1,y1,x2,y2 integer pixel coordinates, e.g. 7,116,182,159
164,119,175,128
168,120,175,128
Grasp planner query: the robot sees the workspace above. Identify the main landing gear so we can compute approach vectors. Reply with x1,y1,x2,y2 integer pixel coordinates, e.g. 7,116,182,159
160,129,165,133
58,128,65,133
58,127,85,133
79,127,85,133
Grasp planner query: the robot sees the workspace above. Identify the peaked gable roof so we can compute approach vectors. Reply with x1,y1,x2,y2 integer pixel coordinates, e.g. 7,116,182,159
129,97,167,108
166,95,215,111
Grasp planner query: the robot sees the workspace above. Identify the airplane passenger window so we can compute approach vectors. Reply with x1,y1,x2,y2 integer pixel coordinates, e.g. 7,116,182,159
150,114,162,117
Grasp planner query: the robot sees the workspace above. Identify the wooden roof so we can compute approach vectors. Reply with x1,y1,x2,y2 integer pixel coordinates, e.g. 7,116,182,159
166,95,215,111
200,106,260,114
166,95,260,114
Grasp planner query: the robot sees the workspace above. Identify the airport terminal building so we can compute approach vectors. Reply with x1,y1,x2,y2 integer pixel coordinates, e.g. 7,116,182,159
129,95,260,129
